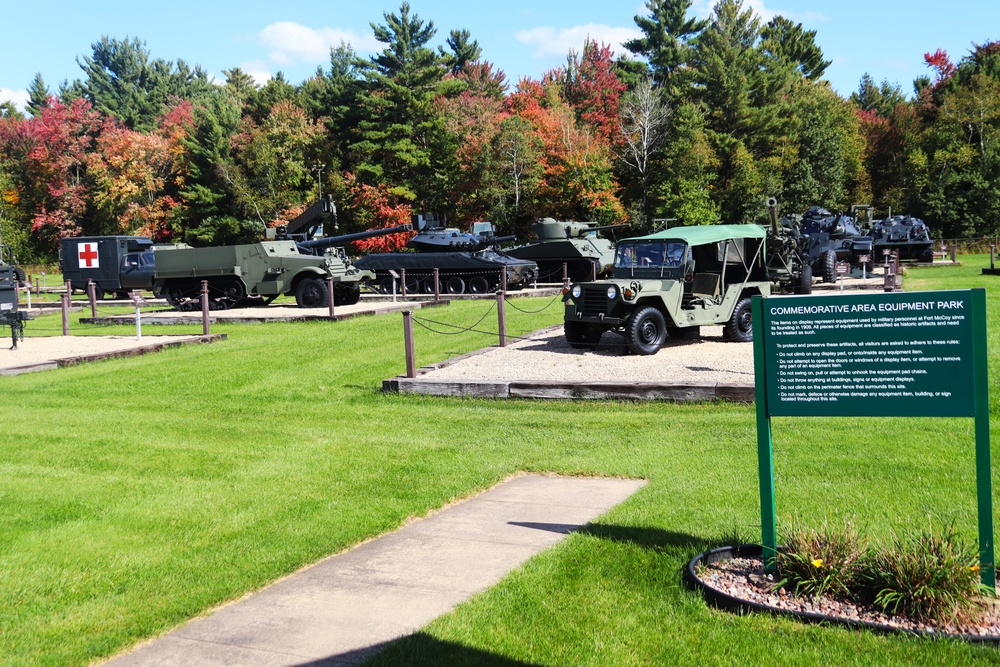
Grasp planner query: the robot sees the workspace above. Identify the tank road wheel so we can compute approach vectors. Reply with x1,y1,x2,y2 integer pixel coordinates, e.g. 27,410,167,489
164,285,186,310
295,277,330,308
445,276,465,294
334,283,362,306
404,275,421,295
723,297,754,342
564,321,604,350
796,264,813,295
822,250,837,283
469,276,491,294
624,306,667,355
219,279,247,308
423,278,437,294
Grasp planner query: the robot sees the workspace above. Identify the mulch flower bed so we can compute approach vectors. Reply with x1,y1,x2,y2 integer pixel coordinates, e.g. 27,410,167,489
691,547,1000,641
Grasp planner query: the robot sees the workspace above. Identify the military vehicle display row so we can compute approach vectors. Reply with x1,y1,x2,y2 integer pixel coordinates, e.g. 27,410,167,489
563,201,813,355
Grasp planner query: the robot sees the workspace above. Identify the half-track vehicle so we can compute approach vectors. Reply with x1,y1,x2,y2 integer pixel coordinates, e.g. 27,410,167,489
1,244,30,348
796,206,875,282
152,224,410,310
60,235,156,298
354,218,538,294
869,214,935,263
504,218,632,282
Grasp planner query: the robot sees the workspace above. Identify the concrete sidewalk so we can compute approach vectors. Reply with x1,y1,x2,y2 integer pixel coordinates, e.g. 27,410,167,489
105,474,647,667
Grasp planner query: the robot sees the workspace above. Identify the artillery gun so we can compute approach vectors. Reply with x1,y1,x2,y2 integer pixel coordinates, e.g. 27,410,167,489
1,243,30,349
152,222,411,310
353,218,538,295
505,218,632,282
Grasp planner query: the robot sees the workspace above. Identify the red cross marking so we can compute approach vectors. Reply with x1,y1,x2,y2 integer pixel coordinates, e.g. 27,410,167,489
78,243,99,268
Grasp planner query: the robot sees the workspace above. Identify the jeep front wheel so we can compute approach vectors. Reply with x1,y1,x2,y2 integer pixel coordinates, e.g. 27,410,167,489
624,306,667,355
723,297,754,342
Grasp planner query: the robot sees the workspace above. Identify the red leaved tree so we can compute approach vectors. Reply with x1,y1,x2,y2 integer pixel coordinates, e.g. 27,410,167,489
342,172,414,253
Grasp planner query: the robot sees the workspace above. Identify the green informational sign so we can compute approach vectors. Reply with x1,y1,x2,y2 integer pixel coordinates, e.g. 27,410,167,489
762,291,975,417
752,288,994,589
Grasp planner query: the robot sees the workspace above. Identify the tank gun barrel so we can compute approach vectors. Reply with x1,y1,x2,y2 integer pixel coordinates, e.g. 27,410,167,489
297,224,412,253
490,234,516,245
579,223,632,235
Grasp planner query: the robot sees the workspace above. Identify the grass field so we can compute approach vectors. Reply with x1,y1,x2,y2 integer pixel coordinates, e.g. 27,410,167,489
1,261,999,666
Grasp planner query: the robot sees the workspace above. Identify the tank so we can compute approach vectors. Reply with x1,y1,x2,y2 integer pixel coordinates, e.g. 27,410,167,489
797,206,875,282
1,244,30,348
353,219,539,295
151,224,411,310
505,218,632,282
869,215,935,263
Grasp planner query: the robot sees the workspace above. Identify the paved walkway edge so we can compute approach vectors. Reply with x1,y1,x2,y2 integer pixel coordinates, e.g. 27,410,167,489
103,474,647,667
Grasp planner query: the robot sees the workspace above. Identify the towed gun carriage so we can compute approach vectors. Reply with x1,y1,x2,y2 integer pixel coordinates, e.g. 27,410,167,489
504,218,632,282
0,244,30,348
353,219,538,295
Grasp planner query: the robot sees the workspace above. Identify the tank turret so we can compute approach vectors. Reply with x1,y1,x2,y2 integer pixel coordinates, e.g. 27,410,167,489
506,218,633,282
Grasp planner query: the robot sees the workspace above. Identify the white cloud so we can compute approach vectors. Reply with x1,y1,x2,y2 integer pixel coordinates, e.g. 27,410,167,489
514,23,643,60
690,1,826,24
0,87,28,113
258,21,380,67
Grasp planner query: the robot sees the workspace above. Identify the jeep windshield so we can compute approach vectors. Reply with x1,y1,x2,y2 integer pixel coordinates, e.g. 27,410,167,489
614,240,687,278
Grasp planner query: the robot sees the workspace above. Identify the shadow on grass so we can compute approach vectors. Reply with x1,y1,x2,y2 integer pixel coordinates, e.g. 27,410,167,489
293,633,543,667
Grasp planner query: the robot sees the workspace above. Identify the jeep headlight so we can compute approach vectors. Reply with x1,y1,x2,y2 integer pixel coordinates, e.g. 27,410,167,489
606,285,618,300
570,284,582,299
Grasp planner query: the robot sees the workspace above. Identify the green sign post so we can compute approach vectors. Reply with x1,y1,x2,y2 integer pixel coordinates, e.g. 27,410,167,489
751,288,994,588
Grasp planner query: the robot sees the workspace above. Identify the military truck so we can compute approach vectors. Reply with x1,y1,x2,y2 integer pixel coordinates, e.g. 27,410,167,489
60,236,155,297
563,223,807,354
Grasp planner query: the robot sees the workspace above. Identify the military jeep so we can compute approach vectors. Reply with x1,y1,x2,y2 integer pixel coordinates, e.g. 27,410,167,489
563,224,782,354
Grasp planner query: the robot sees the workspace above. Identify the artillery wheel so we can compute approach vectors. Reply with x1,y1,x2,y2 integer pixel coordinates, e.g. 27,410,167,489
334,283,361,306
822,250,837,283
565,321,604,349
445,277,465,294
469,276,492,294
796,264,813,294
723,297,754,342
624,306,667,355
295,277,330,308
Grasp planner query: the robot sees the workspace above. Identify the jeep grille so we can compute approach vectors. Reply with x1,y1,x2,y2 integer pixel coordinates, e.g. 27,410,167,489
580,286,612,317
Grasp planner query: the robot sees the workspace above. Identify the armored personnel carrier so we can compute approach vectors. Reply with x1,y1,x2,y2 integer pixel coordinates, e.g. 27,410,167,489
353,219,538,294
797,206,875,282
505,218,631,282
152,224,410,310
869,214,935,262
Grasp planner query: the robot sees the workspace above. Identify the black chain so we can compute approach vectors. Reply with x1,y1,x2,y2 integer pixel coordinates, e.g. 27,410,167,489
503,292,562,314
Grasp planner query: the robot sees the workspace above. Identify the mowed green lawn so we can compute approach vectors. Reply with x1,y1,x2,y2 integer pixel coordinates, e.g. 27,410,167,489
1,264,998,666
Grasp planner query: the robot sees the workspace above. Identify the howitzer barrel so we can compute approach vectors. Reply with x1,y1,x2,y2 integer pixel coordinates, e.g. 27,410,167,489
297,223,412,252
766,197,779,236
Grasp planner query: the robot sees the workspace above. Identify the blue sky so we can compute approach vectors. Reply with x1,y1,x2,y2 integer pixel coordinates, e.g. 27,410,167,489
1,1,996,111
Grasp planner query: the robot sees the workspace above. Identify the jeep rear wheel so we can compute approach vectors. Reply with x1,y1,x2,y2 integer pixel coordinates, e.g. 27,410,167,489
723,297,754,342
564,321,605,349
624,306,667,355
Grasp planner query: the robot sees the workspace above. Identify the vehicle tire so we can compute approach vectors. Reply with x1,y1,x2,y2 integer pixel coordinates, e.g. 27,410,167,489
920,246,935,263
796,264,813,294
334,283,361,306
723,297,754,342
564,321,604,349
822,250,837,283
469,276,491,294
295,277,330,308
445,276,465,294
13,267,26,284
378,276,396,295
624,306,667,355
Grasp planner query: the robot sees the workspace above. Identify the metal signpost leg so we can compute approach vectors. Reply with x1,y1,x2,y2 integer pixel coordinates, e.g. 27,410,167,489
751,296,777,569
971,289,995,589
135,305,142,341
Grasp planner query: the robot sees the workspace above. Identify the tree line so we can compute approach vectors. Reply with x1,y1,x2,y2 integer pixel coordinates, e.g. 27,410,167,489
0,0,997,262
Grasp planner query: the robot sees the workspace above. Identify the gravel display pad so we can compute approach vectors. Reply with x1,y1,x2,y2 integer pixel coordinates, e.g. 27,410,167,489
385,324,756,401
0,334,224,376
689,544,1000,642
